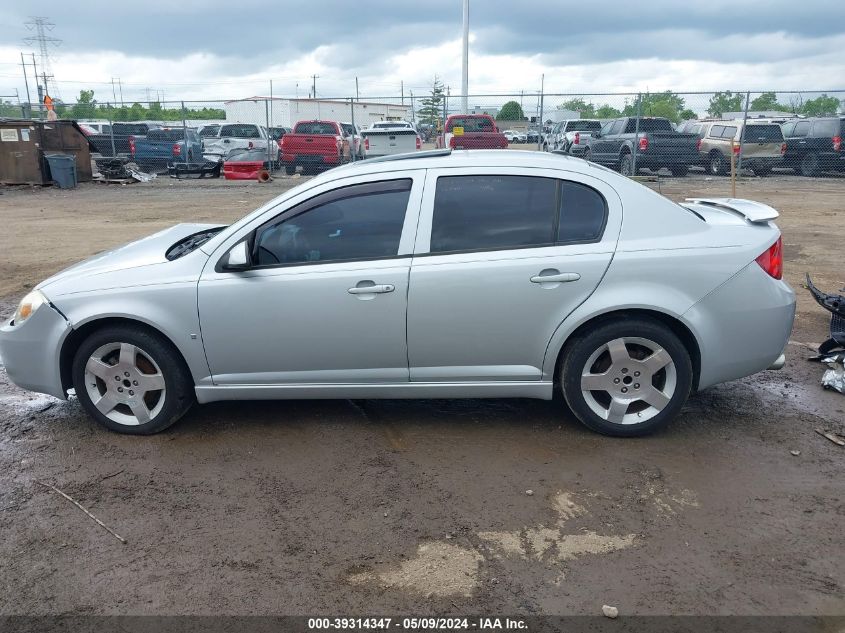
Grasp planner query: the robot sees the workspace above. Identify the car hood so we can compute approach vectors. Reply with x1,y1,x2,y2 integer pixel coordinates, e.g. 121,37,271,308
37,223,223,292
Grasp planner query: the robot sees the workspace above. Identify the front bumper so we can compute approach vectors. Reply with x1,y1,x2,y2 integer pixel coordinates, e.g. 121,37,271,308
0,302,71,399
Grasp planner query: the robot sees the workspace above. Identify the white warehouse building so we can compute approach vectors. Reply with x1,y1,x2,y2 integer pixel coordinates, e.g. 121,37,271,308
224,97,412,128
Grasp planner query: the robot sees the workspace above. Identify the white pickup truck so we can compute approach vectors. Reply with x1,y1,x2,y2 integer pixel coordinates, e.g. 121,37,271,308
203,123,280,162
360,121,421,158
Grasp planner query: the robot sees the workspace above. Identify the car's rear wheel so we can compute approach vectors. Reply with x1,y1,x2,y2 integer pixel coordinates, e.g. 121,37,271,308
620,153,635,176
709,151,727,175
560,318,693,437
800,152,820,177
284,164,296,175
72,326,194,435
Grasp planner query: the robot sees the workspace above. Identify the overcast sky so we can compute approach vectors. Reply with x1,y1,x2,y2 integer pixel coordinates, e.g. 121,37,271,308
1,0,843,108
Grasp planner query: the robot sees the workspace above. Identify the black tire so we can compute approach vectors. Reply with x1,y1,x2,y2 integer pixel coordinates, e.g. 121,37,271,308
800,152,820,177
709,151,727,176
670,166,689,177
72,326,194,435
620,152,635,176
284,164,296,175
559,317,693,437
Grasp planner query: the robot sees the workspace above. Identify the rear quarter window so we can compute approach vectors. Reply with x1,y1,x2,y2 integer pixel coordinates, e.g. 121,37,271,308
558,182,607,243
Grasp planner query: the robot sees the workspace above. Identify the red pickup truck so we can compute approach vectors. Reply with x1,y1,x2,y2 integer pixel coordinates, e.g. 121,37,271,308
280,120,350,174
436,114,508,150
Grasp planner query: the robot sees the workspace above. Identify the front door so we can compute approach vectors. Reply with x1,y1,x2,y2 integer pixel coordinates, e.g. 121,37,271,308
198,177,420,385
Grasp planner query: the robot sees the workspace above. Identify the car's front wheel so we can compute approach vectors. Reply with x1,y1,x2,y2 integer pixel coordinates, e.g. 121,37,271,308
560,317,693,437
72,326,194,434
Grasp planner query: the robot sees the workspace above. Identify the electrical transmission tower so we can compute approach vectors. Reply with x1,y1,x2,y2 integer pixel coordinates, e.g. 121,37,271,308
23,16,62,99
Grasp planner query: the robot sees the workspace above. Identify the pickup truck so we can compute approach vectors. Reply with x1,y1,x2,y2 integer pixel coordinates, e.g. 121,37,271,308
280,120,349,174
436,114,508,150
581,117,699,176
130,127,204,171
87,122,154,157
545,119,603,155
203,123,279,163
360,121,420,158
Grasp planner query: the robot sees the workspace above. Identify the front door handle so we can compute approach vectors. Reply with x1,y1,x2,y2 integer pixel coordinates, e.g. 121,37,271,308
348,283,395,295
530,272,581,284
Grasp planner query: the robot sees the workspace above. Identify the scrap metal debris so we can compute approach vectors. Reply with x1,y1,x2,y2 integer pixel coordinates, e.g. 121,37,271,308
92,158,156,184
805,274,845,393
814,428,845,447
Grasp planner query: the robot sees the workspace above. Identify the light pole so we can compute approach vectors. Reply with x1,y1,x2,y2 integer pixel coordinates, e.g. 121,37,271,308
461,0,469,114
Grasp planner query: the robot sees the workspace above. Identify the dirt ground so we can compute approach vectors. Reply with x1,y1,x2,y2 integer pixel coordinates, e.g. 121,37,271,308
0,167,843,617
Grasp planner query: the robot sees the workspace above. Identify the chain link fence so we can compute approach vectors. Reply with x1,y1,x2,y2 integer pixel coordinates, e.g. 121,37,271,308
21,90,843,178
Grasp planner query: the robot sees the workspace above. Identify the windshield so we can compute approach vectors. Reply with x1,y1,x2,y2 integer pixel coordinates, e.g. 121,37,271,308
294,122,338,135
220,124,261,139
447,117,494,132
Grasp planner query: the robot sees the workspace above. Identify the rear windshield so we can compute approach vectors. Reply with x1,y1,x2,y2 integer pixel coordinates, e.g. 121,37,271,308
812,119,844,137
147,128,196,141
624,118,674,133
220,124,261,139
113,123,148,135
743,125,783,142
565,120,602,132
294,122,338,135
372,121,409,129
446,117,494,132
199,126,220,137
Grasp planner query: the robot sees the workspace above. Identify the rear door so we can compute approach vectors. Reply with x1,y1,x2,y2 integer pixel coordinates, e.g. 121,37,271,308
593,119,623,163
406,167,621,382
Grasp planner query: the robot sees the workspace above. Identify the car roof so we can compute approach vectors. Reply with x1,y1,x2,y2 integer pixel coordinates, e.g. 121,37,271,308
317,149,606,180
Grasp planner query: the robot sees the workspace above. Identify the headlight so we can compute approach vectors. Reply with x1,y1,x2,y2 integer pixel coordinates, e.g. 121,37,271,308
13,290,48,325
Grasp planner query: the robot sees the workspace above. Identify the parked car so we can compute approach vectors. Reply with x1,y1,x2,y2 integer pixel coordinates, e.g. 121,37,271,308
87,122,155,157
360,121,420,158
130,127,204,171
203,124,279,163
545,119,603,155
0,149,794,438
222,148,271,181
503,130,527,144
280,120,349,174
526,129,541,144
582,117,699,176
781,117,845,176
340,123,363,159
436,114,508,149
699,121,785,176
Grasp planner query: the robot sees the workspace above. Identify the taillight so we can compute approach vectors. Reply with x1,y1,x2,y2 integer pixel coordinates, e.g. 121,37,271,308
638,136,648,152
573,132,580,145
449,136,457,148
733,144,741,156
833,135,842,151
172,143,181,156
415,136,421,150
696,138,702,151
364,137,369,150
780,143,787,155
755,236,783,280
128,135,135,155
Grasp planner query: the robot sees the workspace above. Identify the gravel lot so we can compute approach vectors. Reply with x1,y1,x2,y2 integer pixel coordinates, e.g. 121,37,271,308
0,167,843,617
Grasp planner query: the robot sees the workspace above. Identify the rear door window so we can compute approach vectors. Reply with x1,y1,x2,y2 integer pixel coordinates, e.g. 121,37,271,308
721,126,738,139
709,125,724,138
557,182,607,243
793,121,811,137
431,176,557,253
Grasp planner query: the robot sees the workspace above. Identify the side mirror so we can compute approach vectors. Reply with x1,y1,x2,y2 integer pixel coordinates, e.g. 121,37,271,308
222,241,251,271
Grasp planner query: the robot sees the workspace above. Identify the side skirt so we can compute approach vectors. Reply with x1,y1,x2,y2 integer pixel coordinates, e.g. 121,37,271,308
195,381,555,404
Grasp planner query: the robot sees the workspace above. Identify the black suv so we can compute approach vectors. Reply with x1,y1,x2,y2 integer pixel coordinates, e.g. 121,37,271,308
781,117,845,176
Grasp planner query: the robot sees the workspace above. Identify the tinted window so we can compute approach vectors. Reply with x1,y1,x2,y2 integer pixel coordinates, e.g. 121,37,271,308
340,124,355,135
744,125,783,142
793,121,811,137
294,121,338,135
147,128,196,141
811,119,839,137
566,120,602,132
113,123,149,135
255,180,411,266
221,124,261,138
446,117,494,132
431,176,557,253
558,182,607,243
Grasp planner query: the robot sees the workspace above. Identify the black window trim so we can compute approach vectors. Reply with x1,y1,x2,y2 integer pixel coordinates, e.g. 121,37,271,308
422,174,609,258
216,178,414,273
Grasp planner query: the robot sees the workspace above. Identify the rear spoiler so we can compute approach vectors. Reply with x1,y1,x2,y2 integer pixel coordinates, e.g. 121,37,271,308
684,198,779,223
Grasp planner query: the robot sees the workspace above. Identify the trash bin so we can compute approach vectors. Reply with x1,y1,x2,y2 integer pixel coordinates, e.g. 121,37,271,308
45,153,78,189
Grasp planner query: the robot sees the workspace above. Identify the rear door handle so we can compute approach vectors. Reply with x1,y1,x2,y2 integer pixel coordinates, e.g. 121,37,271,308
348,284,395,295
530,272,581,283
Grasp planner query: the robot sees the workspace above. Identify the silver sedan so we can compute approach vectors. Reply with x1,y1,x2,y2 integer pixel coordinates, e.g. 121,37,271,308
0,150,795,436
